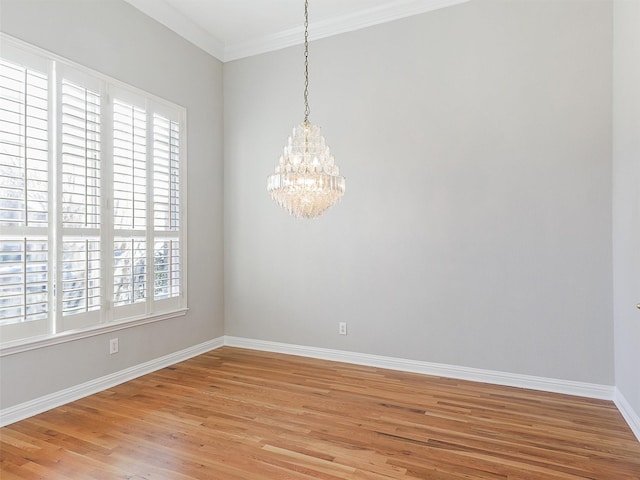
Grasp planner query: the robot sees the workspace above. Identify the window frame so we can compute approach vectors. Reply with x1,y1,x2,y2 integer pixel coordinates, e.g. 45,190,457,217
0,34,188,356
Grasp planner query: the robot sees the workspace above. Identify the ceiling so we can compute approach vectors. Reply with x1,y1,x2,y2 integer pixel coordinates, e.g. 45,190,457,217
123,0,469,62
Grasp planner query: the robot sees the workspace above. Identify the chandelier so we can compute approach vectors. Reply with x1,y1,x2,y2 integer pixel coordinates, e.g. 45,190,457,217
267,0,345,219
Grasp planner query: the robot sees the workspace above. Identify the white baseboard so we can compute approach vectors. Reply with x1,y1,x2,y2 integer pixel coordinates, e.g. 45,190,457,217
4,335,635,441
224,336,615,401
0,336,225,427
614,388,640,442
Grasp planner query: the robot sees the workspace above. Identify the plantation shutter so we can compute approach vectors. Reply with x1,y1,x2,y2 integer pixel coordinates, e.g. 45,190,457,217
111,97,184,318
112,96,148,318
0,51,51,341
1,35,187,347
58,69,103,330
152,113,181,305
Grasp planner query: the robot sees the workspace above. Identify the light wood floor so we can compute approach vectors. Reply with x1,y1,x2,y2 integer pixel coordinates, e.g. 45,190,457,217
1,347,639,479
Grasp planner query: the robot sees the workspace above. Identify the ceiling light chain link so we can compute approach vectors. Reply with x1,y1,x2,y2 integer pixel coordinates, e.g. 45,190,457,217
303,0,310,123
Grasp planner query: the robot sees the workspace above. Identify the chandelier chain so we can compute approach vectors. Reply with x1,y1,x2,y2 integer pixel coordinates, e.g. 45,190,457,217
303,0,310,123
267,0,345,219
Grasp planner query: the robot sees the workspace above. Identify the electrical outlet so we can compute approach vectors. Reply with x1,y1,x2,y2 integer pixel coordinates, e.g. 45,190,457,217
338,322,347,335
109,338,119,355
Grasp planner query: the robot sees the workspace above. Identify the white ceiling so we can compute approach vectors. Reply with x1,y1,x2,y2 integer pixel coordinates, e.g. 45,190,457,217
123,0,469,62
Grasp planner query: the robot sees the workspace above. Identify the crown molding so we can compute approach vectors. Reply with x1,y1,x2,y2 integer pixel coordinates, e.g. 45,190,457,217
124,0,470,63
225,0,470,61
123,0,225,61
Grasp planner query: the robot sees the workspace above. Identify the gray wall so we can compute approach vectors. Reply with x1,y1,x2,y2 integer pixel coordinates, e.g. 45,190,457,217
613,0,640,416
224,0,614,384
0,0,224,408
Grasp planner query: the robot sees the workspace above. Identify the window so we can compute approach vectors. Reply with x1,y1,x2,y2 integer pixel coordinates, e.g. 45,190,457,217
0,35,187,348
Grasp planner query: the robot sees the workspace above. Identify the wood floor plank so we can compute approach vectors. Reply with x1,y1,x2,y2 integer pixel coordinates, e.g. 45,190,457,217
1,347,639,479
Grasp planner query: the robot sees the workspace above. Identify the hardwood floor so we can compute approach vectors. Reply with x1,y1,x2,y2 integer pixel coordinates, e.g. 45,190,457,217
1,347,639,479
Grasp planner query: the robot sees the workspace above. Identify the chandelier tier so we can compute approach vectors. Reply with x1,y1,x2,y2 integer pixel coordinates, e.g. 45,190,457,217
267,0,345,219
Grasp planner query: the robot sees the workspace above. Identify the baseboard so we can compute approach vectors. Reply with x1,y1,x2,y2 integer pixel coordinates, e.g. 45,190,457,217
0,336,225,427
2,335,628,435
224,336,615,401
614,388,640,442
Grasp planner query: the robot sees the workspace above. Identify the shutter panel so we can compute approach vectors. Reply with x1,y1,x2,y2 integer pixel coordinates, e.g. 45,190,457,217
61,79,101,228
0,57,50,336
0,238,48,325
153,113,181,301
61,239,100,315
60,78,102,324
152,114,180,231
113,238,147,307
112,98,148,315
0,58,49,228
153,238,180,300
113,99,146,230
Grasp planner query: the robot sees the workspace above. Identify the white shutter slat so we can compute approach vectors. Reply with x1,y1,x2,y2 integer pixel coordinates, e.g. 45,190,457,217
61,79,101,230
0,59,49,229
113,237,147,307
153,114,180,232
113,99,146,232
0,237,48,326
153,238,180,300
61,238,101,316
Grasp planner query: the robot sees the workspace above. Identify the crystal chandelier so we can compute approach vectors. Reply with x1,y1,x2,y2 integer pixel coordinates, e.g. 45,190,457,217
267,0,345,219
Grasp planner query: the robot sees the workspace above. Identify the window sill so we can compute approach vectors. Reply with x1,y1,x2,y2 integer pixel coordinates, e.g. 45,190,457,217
0,308,189,357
